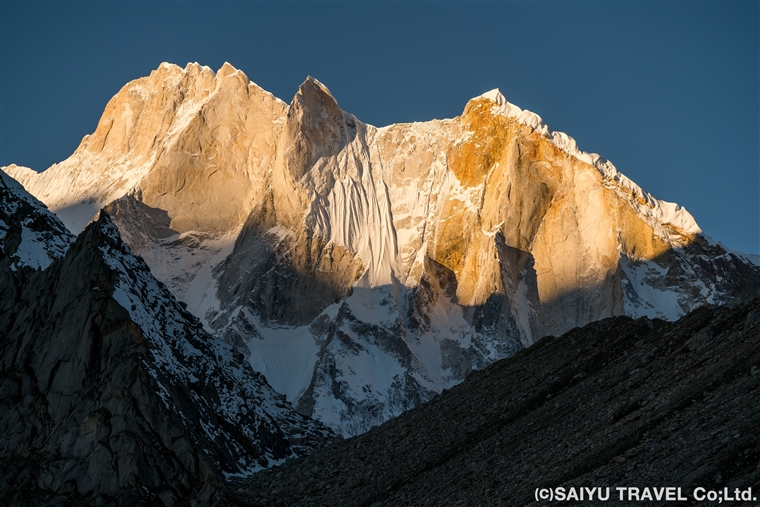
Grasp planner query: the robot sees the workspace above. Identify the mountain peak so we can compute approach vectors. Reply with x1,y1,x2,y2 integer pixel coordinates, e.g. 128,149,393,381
283,76,348,179
478,88,507,106
184,61,214,76
157,61,181,72
6,65,759,441
290,76,344,127
218,60,245,79
296,75,339,106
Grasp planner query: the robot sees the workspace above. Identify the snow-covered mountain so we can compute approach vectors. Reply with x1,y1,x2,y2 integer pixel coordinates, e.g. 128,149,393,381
5,62,760,436
0,172,333,504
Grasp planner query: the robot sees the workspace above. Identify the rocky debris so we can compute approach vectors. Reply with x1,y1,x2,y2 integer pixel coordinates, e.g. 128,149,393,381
0,179,334,506
233,298,760,506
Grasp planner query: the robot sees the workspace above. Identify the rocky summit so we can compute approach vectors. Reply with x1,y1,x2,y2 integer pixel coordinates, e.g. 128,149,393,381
233,297,760,507
4,62,759,437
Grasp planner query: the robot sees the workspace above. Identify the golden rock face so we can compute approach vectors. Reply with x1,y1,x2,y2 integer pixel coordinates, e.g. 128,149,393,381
6,63,760,439
5,63,287,238
4,63,751,344
449,98,512,188
399,94,697,338
134,64,287,235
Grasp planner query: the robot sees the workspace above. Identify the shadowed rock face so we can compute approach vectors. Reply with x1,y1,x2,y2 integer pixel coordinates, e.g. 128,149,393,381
234,298,760,507
3,63,760,436
213,189,366,328
0,181,334,506
0,172,75,314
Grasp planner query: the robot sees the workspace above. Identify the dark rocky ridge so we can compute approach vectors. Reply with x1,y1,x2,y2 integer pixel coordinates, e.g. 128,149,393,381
0,179,334,506
233,298,760,506
0,172,74,312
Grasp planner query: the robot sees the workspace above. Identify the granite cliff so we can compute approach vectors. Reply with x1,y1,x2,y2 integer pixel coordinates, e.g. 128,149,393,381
5,62,759,436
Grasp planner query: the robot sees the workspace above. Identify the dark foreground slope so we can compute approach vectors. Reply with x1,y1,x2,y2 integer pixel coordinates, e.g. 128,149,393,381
0,174,333,506
235,298,760,506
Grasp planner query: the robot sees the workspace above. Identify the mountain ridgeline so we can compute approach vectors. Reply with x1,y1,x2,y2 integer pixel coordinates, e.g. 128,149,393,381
3,62,759,439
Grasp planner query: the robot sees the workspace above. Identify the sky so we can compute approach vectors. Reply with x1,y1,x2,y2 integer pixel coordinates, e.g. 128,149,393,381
1,1,758,254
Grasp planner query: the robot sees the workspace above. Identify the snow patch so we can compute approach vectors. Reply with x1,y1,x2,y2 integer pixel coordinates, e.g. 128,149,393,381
619,256,685,320
244,307,321,403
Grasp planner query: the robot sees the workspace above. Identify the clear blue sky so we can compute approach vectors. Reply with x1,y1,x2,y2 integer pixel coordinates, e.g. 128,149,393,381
1,1,758,254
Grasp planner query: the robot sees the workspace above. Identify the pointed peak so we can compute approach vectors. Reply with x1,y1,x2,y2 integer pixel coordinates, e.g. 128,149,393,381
158,61,180,71
88,208,117,236
299,76,336,100
184,62,214,75
465,87,526,122
93,208,113,224
464,88,519,118
477,88,507,106
218,61,244,79
149,62,187,82
84,208,120,238
76,208,128,256
155,62,183,75
290,76,342,119
218,61,236,73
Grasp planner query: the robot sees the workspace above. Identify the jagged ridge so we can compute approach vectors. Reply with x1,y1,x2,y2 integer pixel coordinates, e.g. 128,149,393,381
3,62,759,437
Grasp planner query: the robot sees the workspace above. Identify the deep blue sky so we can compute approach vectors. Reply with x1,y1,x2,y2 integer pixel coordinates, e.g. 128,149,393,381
1,1,758,254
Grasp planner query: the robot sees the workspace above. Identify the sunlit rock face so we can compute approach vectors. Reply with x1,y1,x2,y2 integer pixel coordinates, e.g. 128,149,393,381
5,62,759,436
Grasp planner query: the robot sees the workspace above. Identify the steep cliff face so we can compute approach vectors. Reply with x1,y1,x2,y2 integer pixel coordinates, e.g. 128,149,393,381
0,178,333,505
5,63,759,436
5,62,286,314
